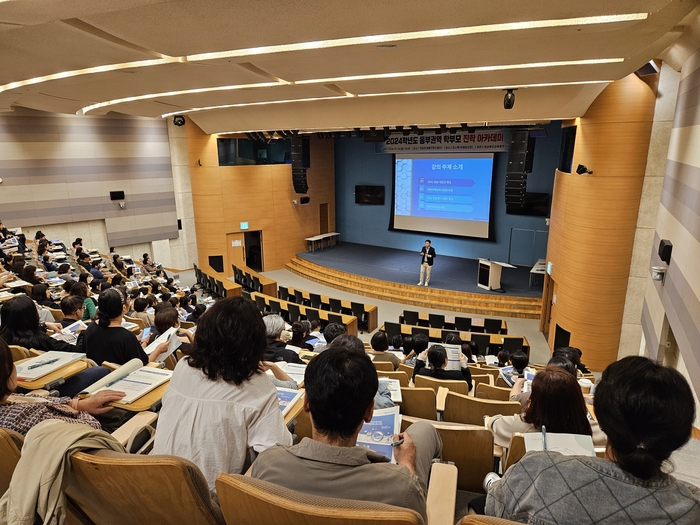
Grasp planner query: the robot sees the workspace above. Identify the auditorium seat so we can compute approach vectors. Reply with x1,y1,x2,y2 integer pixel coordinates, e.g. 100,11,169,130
470,374,494,393
0,428,22,496
255,295,267,313
215,469,460,525
327,313,344,326
470,334,491,356
350,302,368,333
503,337,524,354
401,416,494,494
415,375,469,397
454,317,472,332
376,370,409,387
475,383,511,401
483,318,503,334
372,361,394,372
287,303,302,323
278,286,291,302
411,326,429,339
68,450,224,525
399,388,437,421
428,314,445,329
328,298,342,313
305,307,321,326
308,292,323,309
403,310,419,325
441,331,459,343
443,392,520,426
384,321,402,342
503,433,527,472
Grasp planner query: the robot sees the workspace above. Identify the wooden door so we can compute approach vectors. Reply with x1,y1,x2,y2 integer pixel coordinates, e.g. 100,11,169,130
319,203,329,234
226,232,245,273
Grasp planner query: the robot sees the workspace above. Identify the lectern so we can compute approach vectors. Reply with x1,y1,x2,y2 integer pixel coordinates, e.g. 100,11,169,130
478,259,516,291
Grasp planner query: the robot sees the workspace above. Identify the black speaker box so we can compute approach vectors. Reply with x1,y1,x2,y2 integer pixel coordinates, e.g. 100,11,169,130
659,239,673,264
508,131,536,173
291,136,310,169
292,167,308,194
299,195,311,205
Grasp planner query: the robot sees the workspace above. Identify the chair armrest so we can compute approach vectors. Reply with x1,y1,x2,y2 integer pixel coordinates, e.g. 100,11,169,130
426,462,457,525
436,387,448,412
111,411,158,446
101,361,120,371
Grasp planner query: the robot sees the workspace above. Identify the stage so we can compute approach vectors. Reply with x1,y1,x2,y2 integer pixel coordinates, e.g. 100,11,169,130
297,243,543,298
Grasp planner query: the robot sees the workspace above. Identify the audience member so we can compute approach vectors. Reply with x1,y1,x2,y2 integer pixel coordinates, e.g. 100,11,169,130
20,265,44,286
401,335,416,366
509,355,577,407
289,321,313,351
0,339,124,434
368,331,400,370
323,322,345,346
59,295,86,329
486,357,700,523
57,263,76,282
69,282,96,321
251,347,442,522
413,344,472,390
487,366,604,448
390,334,403,350
31,284,58,309
499,350,534,387
309,320,322,339
82,288,167,366
262,315,304,364
131,297,155,327
186,303,206,325
0,295,75,354
153,297,292,498
497,350,510,367
328,334,394,409
41,254,57,272
412,333,429,367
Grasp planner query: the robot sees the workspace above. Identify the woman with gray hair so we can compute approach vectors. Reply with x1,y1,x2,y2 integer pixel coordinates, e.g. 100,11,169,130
262,314,304,364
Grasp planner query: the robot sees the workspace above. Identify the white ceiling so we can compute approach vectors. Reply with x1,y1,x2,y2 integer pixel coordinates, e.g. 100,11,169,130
0,0,697,134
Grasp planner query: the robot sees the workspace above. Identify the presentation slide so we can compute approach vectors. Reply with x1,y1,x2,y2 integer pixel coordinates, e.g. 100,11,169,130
393,153,494,238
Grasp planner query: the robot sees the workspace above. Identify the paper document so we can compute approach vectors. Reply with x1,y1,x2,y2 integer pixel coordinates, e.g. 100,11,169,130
277,387,304,416
378,377,402,403
155,332,182,363
283,362,307,385
84,358,172,404
7,279,31,288
16,351,85,381
524,432,595,457
62,320,88,337
436,343,462,371
143,327,177,355
121,321,139,332
357,406,401,462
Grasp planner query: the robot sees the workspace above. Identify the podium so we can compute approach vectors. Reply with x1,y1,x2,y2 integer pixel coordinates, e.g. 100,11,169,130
478,259,516,291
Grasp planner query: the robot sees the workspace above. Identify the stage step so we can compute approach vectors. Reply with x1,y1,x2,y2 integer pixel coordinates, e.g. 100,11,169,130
286,257,542,319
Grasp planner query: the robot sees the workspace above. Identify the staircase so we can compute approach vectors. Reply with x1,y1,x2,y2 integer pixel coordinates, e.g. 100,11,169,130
286,256,542,319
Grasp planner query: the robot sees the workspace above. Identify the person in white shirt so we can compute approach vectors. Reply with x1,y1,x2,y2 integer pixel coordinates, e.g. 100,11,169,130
152,296,292,498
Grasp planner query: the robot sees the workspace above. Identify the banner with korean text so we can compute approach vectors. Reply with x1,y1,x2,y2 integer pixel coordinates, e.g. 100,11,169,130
376,129,509,154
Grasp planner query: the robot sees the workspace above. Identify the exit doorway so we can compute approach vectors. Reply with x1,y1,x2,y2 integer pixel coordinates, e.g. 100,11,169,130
244,230,263,272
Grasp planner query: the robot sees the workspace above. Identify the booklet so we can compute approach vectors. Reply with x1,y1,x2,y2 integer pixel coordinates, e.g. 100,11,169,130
378,377,403,403
357,406,401,462
16,351,86,381
62,320,88,337
524,432,595,457
82,358,173,404
143,327,177,355
7,279,32,288
283,362,307,384
484,355,499,366
121,320,139,332
432,343,462,371
276,387,304,416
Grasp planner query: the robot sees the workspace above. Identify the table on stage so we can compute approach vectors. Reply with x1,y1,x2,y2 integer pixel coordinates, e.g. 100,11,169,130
305,232,339,253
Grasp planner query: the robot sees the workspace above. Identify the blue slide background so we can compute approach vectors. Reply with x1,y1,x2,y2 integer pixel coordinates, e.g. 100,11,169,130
398,157,493,221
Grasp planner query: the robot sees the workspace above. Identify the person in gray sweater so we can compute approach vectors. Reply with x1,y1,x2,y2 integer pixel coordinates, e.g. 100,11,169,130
485,356,700,524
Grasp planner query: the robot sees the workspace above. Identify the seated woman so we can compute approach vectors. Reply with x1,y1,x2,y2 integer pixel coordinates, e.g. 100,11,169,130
487,366,603,448
82,288,168,366
498,350,535,388
31,283,59,309
69,282,96,321
486,357,700,523
287,321,313,352
186,303,206,325
152,296,293,498
131,297,155,327
145,307,193,354
142,253,158,274
0,339,125,435
367,331,400,370
57,263,77,282
414,344,472,391
20,265,44,286
0,295,76,354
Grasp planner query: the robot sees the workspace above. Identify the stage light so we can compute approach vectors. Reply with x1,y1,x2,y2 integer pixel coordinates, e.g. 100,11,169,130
503,89,516,110
576,164,593,175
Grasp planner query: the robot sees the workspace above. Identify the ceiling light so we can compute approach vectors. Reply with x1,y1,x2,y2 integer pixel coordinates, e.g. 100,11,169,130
295,58,622,85
160,95,349,118
356,79,610,98
78,81,286,115
186,14,647,62
0,13,646,96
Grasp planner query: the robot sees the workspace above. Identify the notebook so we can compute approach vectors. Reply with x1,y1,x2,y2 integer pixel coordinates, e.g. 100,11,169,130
15,351,86,381
82,358,172,404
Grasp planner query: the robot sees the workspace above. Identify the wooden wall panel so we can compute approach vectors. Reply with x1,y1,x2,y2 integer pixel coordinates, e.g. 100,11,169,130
187,120,335,276
545,74,657,371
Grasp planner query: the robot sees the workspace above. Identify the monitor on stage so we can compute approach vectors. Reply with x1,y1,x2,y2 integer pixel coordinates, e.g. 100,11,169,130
393,153,494,239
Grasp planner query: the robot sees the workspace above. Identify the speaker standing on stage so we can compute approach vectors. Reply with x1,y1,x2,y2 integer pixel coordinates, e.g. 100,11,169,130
418,240,436,287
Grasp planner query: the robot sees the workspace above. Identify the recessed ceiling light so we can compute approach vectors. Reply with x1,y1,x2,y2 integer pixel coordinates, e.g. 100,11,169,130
186,13,647,61
376,44,397,48
0,12,646,95
161,79,610,118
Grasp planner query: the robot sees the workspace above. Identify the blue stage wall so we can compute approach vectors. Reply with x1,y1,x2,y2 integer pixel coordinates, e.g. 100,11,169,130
334,122,563,264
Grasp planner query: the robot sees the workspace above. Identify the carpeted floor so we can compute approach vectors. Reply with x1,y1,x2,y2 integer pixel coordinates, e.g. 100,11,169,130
298,243,543,297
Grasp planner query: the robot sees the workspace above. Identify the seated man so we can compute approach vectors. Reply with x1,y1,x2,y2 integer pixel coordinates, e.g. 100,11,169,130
59,295,86,329
251,347,442,521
